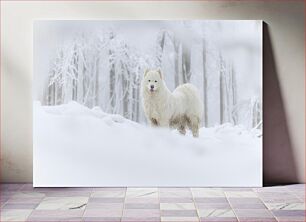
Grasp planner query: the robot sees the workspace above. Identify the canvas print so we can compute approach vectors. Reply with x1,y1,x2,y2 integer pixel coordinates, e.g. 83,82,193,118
33,20,262,186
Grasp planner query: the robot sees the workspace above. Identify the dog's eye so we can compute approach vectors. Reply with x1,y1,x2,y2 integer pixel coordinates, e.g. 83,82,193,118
155,80,157,83
148,80,151,82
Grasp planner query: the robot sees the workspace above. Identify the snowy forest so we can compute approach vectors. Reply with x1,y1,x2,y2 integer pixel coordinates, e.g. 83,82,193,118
34,20,262,129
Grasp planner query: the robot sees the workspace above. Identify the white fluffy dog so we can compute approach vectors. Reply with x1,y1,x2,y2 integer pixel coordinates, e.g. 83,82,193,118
141,69,203,137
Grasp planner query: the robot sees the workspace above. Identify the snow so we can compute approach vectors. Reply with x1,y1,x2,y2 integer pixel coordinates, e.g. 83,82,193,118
33,101,262,187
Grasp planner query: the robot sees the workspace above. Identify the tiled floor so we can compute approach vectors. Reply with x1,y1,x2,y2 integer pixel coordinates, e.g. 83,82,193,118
0,184,305,222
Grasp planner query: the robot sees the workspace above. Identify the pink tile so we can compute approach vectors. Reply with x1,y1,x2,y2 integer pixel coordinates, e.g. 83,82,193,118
7,197,44,204
234,209,274,218
272,210,305,217
125,198,159,204
160,197,194,203
89,197,124,203
238,219,277,222
29,209,84,217
161,210,198,217
195,198,228,203
200,217,238,222
1,184,23,191
27,217,83,221
92,187,126,191
123,209,160,217
2,203,39,209
83,217,121,222
196,203,231,209
83,209,122,217
228,198,262,204
122,217,161,222
86,202,123,209
45,191,92,197
223,188,253,191
230,203,266,209
125,203,160,209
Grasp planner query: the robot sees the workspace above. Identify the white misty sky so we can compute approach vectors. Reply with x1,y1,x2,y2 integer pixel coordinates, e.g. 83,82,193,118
34,20,262,102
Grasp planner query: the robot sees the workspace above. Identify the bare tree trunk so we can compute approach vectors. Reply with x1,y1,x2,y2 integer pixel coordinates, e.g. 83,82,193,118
202,41,208,127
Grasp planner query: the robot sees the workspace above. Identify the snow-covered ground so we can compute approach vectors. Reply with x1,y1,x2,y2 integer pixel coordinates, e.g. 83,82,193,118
33,101,262,187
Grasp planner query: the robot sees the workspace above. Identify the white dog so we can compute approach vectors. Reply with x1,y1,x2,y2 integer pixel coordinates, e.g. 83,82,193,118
141,69,203,137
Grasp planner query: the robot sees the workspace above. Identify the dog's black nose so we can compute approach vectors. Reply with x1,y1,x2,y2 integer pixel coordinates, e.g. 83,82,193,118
150,85,154,89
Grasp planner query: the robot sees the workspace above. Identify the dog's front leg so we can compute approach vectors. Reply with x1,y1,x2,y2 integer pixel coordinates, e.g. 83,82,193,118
158,118,169,128
150,118,159,127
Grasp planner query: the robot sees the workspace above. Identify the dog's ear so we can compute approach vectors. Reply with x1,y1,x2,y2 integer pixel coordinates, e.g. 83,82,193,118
157,69,163,79
144,69,149,77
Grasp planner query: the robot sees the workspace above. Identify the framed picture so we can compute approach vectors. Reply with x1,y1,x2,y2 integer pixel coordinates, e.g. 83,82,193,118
33,20,262,187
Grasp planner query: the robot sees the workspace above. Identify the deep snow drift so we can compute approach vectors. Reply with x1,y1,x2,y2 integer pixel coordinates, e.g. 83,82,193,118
33,101,262,187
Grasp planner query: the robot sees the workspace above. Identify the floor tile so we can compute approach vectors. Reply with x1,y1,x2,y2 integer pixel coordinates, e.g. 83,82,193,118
286,184,305,191
237,218,277,222
2,203,39,209
126,188,158,198
272,209,305,217
125,198,159,203
122,209,160,217
198,209,235,217
230,202,266,209
89,197,125,203
86,202,123,209
253,186,289,193
1,183,305,222
160,203,196,210
223,188,253,191
161,210,198,217
45,191,92,197
91,190,125,198
91,187,126,191
234,209,274,218
227,198,262,204
159,188,192,198
83,209,123,217
196,203,231,209
257,192,300,203
1,184,23,191
162,216,199,221
36,196,88,210
29,209,84,217
125,203,160,209
83,217,121,222
225,191,257,198
122,217,161,221
195,197,228,203
200,217,238,222
0,209,32,221
276,217,306,222
160,197,194,203
265,202,305,210
191,188,225,197
27,217,83,221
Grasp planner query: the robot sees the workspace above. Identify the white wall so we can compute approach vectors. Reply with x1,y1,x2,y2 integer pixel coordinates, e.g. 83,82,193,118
1,1,304,183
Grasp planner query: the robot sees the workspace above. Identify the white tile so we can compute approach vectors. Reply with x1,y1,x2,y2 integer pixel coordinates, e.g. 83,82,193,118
225,191,258,198
191,188,224,197
160,203,196,210
198,209,235,217
126,188,158,198
1,209,32,221
91,190,125,198
36,196,88,210
161,217,199,222
265,202,305,210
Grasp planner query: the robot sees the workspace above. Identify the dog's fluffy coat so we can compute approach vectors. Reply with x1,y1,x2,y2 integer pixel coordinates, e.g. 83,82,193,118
141,69,203,137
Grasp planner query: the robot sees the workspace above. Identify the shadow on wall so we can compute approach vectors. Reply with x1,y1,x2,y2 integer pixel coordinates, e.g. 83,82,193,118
263,23,298,185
